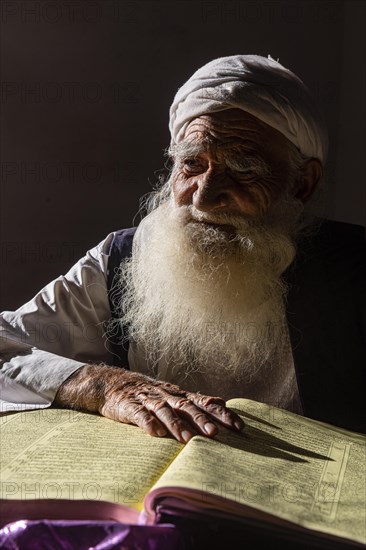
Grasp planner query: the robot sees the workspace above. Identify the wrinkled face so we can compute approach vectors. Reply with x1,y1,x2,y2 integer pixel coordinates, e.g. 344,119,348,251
171,108,296,220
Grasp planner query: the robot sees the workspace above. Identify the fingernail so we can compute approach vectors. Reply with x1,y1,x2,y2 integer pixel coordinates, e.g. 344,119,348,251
157,427,167,437
234,420,244,431
181,430,192,443
204,422,217,436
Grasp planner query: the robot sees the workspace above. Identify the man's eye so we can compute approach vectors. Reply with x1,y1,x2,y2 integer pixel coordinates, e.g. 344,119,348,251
183,159,202,170
236,168,255,174
232,167,263,178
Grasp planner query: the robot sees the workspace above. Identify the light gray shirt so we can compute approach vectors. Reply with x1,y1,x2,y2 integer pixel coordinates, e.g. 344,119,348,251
0,232,116,411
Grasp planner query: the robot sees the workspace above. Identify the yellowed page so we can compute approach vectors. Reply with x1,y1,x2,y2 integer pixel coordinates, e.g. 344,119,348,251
0,409,182,512
147,398,366,546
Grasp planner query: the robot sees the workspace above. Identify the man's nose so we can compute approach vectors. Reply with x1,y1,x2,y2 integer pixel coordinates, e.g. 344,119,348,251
192,167,234,212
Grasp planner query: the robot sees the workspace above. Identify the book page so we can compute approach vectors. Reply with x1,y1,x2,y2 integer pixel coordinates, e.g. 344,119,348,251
146,398,366,545
0,409,182,514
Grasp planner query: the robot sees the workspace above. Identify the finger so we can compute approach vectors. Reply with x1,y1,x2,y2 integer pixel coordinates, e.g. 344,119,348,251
144,399,197,444
187,393,226,407
100,398,168,438
167,397,219,437
187,393,245,431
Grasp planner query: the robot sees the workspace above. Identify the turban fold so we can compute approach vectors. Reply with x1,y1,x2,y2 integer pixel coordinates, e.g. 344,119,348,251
169,55,328,163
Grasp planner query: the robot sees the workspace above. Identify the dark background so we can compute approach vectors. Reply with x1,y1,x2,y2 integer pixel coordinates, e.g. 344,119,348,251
1,0,365,311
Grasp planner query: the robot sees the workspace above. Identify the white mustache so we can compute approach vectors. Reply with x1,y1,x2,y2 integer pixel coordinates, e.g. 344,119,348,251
178,205,250,231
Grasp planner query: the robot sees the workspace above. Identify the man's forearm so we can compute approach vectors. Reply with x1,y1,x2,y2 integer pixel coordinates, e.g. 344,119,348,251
54,363,124,411
0,340,86,410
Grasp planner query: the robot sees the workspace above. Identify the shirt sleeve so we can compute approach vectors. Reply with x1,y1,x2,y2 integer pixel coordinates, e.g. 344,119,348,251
0,232,116,412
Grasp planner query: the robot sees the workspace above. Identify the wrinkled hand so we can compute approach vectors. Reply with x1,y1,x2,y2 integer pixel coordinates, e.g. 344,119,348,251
54,364,244,443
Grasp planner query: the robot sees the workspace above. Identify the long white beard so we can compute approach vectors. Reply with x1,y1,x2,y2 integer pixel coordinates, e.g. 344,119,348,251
115,191,303,386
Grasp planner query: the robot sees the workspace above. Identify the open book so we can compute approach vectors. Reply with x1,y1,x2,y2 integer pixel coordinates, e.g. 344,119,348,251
0,398,365,548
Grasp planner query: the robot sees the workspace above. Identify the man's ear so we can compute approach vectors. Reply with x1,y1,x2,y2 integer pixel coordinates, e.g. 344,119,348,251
293,158,323,203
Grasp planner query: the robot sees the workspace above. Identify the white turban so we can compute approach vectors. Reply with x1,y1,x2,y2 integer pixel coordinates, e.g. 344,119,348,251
169,55,328,163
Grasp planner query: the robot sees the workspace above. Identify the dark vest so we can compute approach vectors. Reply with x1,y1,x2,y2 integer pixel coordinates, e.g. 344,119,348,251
106,221,366,433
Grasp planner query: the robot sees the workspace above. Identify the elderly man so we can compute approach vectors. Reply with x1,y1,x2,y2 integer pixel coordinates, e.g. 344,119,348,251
1,55,365,439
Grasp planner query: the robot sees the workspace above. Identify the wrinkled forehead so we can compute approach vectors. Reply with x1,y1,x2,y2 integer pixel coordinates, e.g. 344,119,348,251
184,109,280,140
173,109,294,162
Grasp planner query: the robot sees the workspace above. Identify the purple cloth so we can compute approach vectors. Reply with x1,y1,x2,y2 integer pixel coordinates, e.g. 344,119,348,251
0,520,184,550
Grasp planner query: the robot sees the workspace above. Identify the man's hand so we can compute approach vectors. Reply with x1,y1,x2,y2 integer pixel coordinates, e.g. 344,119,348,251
54,364,244,443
